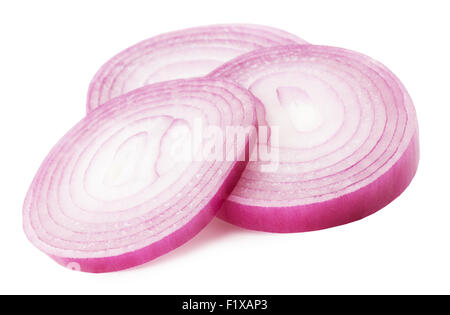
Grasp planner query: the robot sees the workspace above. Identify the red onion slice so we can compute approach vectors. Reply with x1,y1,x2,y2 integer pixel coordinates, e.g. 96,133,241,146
87,24,307,112
209,45,419,232
23,78,258,273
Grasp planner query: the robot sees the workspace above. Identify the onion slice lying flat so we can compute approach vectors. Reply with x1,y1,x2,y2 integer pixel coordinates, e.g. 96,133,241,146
209,45,420,233
23,78,258,273
87,24,307,112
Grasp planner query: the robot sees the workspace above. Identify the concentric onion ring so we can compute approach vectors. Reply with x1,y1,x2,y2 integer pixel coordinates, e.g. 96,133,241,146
23,78,258,273
87,24,307,112
209,45,419,232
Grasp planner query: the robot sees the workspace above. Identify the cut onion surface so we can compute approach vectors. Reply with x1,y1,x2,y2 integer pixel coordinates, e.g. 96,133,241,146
23,78,259,273
87,24,307,112
209,45,419,233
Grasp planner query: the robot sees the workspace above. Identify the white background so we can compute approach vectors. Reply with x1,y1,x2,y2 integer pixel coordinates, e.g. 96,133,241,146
1,0,449,295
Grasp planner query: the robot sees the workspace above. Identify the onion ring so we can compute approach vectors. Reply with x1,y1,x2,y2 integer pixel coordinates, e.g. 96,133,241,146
87,24,306,112
23,78,258,272
209,45,419,232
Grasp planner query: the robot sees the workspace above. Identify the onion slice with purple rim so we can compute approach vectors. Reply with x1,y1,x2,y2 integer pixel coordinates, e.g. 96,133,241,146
209,45,420,233
23,78,258,273
87,24,307,112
